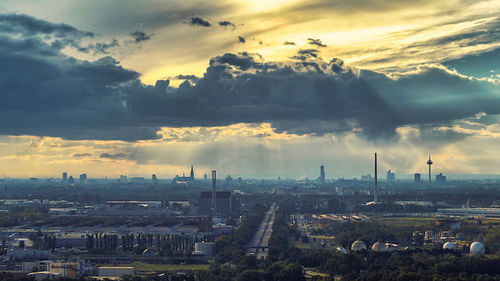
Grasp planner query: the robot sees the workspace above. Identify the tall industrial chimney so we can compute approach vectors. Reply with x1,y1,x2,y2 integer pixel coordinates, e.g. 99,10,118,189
211,170,217,217
374,153,378,204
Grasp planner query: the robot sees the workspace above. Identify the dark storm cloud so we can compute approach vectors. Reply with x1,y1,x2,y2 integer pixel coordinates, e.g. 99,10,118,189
0,15,159,141
307,38,327,47
2,13,500,141
296,49,320,58
209,52,266,71
406,125,471,149
73,153,92,158
283,41,296,45
0,13,96,53
125,52,500,139
130,30,152,43
0,13,94,38
83,39,120,54
0,13,123,56
176,74,200,82
187,16,211,27
218,21,235,28
238,36,246,43
100,153,128,159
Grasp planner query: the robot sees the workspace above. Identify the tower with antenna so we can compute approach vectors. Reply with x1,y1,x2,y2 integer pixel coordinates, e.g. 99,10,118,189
374,153,378,204
427,155,433,183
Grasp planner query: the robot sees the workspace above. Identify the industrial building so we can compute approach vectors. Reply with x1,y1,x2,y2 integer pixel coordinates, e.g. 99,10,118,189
198,191,239,217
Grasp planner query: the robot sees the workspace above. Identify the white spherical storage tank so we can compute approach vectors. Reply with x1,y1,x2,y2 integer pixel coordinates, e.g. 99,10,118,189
371,242,387,252
443,242,455,250
470,242,485,256
351,240,367,252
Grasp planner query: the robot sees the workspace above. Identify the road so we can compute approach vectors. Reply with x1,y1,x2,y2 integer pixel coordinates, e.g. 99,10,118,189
246,203,277,259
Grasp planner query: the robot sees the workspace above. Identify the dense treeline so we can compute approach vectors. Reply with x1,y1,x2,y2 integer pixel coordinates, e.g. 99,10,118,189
295,235,500,280
267,206,301,263
29,231,56,250
85,233,215,255
196,203,306,281
215,204,268,264
337,250,500,281
202,257,306,281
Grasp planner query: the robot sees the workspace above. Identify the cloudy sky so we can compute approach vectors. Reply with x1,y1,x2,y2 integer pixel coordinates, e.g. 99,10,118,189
1,0,500,179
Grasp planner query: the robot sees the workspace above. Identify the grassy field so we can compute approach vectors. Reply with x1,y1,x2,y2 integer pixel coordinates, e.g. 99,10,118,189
304,267,332,278
109,262,210,272
293,241,312,249
372,216,438,227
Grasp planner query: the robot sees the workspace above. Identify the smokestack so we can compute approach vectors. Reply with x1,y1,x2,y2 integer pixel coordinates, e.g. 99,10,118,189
211,170,217,217
374,153,378,204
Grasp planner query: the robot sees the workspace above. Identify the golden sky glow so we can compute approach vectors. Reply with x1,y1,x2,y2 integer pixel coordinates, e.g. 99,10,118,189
1,0,500,178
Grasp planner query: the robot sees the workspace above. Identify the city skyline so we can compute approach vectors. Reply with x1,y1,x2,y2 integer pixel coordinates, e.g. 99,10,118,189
1,1,500,178
5,158,500,181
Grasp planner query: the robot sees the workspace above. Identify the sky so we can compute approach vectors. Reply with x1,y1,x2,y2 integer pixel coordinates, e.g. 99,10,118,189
0,0,500,179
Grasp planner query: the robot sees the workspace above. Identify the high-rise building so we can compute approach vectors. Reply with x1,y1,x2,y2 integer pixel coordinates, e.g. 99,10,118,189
62,172,67,183
190,165,194,181
120,175,127,182
211,170,216,216
414,173,421,184
436,173,446,184
320,165,325,184
386,170,395,181
68,176,74,184
79,174,87,184
152,174,158,185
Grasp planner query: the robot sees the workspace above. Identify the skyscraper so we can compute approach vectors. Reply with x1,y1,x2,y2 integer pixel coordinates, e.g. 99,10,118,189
414,173,421,184
79,174,87,184
62,172,67,183
152,174,158,185
386,170,395,181
436,173,446,184
320,165,325,184
211,170,217,217
190,165,194,180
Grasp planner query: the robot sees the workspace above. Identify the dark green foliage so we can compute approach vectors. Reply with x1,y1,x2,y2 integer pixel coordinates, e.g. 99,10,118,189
215,204,267,264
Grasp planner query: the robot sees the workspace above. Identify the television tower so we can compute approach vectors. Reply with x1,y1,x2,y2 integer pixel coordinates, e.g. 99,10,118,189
427,155,433,183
